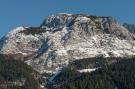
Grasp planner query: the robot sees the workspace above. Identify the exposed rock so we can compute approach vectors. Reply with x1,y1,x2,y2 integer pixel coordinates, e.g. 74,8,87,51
123,23,135,37
0,13,135,73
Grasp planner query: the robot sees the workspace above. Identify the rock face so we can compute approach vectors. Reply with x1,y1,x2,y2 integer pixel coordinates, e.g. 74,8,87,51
0,13,135,73
123,23,135,37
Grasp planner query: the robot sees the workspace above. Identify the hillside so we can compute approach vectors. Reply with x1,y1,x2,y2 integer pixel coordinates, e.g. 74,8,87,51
123,23,135,36
51,57,135,89
0,54,40,89
0,13,135,74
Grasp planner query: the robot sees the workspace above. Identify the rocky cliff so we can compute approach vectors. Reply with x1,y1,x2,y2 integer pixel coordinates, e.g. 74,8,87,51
0,13,135,73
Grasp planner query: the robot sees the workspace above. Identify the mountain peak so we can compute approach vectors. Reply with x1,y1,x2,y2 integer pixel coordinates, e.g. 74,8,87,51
41,13,114,29
0,13,135,73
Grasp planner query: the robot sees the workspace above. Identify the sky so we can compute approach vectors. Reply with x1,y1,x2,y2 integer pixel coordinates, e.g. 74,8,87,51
0,0,135,38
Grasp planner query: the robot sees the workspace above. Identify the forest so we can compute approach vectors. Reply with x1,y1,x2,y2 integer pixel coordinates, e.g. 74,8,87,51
0,54,40,89
1,54,135,89
52,57,135,89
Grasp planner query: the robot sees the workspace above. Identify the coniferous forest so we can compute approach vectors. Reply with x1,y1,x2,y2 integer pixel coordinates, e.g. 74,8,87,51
52,58,135,89
1,54,135,89
0,55,40,89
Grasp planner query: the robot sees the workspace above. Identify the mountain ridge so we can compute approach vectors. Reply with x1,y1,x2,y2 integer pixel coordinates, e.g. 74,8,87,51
0,13,135,73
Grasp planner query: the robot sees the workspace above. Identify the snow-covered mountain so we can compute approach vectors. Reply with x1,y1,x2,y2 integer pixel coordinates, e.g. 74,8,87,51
123,23,135,37
0,13,135,73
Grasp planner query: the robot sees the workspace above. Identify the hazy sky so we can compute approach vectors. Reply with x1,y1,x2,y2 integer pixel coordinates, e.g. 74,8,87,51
0,0,134,38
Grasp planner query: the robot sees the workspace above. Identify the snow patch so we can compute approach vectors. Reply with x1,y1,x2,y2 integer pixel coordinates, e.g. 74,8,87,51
76,16,90,23
56,49,68,56
78,68,97,73
6,26,25,37
48,67,63,82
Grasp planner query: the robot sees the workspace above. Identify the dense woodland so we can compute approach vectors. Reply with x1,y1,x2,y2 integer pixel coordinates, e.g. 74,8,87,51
52,57,135,89
0,55,40,89
1,54,135,89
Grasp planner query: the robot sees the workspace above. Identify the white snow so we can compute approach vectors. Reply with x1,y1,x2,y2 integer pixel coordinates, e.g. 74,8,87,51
78,68,97,73
24,59,32,65
76,16,90,23
48,67,63,82
1,13,135,74
6,26,25,37
40,85,44,88
56,49,68,56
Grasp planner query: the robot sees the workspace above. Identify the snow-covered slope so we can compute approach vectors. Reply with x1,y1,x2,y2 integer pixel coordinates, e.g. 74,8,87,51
123,23,135,37
0,13,135,73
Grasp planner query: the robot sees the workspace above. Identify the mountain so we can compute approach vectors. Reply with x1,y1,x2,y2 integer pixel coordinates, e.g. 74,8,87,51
0,13,135,74
123,23,135,36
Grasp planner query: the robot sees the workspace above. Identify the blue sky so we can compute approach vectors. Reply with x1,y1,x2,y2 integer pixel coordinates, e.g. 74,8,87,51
0,0,134,38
